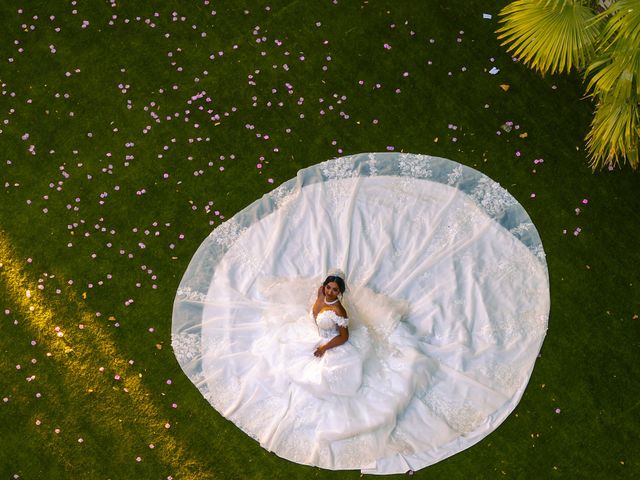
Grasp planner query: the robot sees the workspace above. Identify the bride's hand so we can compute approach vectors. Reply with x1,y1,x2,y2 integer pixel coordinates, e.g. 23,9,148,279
317,285,325,298
314,345,326,357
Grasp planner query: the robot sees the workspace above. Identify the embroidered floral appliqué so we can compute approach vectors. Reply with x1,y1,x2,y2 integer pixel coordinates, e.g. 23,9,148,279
321,156,356,180
447,165,464,186
399,153,433,179
470,177,517,217
420,389,484,434
210,218,246,249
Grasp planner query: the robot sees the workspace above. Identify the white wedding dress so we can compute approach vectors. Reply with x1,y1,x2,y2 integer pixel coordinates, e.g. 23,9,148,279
172,153,550,474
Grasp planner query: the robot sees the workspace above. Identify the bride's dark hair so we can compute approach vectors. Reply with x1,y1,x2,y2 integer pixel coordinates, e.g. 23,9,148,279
323,275,346,293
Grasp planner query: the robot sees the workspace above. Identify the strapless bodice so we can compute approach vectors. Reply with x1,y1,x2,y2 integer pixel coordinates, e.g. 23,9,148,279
315,309,349,338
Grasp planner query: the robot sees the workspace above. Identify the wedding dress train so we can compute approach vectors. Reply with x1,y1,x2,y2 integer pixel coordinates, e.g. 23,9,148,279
172,153,550,474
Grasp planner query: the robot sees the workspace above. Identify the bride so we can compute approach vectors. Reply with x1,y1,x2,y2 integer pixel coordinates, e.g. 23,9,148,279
249,269,426,469
312,274,349,358
272,272,368,400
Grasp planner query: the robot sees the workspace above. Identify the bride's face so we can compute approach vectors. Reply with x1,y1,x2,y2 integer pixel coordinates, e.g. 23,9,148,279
324,282,341,301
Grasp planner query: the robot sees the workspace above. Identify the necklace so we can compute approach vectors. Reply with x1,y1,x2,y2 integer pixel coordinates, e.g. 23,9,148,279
324,298,339,305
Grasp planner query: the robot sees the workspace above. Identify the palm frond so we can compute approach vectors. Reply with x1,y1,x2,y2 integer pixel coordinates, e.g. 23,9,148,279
497,0,601,75
586,94,640,170
584,0,640,169
585,0,640,99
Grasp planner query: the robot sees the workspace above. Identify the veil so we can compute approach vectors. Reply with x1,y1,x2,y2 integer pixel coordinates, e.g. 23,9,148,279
172,152,550,474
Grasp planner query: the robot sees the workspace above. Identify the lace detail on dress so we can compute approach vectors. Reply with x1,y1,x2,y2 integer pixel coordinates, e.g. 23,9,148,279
367,152,378,176
321,155,357,180
478,256,541,288
478,362,523,394
320,157,357,211
330,433,379,469
176,287,207,302
316,310,348,326
210,218,246,248
420,389,484,434
235,394,289,443
316,310,348,338
171,333,201,363
273,426,316,464
334,315,348,328
447,165,464,186
224,242,262,275
388,426,417,456
482,309,548,345
510,222,534,237
271,183,298,210
398,153,433,179
205,374,242,415
470,177,517,218
422,203,483,258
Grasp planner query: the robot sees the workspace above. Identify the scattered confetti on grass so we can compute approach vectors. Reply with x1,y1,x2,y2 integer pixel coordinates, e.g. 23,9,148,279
1,0,639,478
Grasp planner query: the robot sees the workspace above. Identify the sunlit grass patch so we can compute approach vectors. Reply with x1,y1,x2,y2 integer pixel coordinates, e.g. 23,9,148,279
0,233,207,479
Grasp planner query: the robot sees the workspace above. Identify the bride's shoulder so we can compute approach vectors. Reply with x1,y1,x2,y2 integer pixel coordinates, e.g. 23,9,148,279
334,303,347,318
317,307,349,328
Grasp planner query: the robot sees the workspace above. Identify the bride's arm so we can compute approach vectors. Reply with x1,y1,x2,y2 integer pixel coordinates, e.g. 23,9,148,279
314,326,348,357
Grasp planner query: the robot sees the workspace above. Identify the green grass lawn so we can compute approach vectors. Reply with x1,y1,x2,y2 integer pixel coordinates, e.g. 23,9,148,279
1,0,639,478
